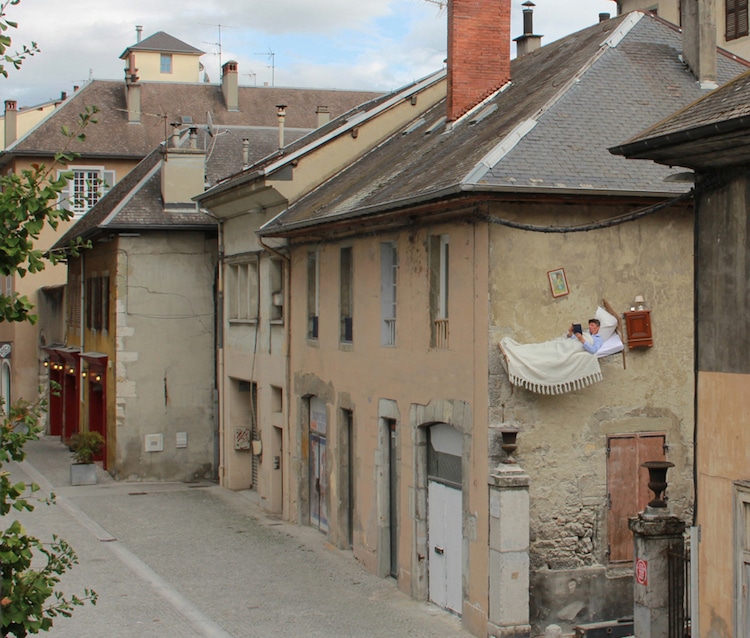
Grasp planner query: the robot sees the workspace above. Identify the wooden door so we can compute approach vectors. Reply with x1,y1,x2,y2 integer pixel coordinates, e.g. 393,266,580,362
607,433,666,562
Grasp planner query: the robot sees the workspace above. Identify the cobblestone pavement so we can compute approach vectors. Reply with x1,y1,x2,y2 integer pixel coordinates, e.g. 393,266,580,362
5,436,472,637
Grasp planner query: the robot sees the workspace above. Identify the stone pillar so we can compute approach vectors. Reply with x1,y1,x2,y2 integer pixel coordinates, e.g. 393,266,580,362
628,508,686,638
487,462,531,638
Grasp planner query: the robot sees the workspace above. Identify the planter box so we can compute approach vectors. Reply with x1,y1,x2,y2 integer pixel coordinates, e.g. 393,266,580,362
70,463,97,486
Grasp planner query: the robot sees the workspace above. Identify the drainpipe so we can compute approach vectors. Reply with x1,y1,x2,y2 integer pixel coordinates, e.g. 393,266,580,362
258,234,291,516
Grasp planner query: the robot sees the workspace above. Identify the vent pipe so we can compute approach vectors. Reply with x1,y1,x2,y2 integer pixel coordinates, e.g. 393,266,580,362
514,1,543,58
136,25,143,43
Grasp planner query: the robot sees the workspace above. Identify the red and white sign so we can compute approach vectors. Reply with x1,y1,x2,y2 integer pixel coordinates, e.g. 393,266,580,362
635,558,648,586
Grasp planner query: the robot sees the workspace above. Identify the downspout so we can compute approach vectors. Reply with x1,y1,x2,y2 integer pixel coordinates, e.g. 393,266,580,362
79,252,86,427
259,234,290,515
216,219,225,484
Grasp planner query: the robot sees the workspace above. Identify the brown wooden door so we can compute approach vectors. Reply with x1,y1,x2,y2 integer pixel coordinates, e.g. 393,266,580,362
607,433,666,562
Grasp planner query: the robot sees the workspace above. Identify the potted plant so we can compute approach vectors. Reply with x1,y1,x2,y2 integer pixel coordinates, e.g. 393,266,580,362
69,431,104,486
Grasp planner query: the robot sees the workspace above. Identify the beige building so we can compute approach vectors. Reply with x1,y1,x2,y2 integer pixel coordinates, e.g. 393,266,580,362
197,71,447,514
247,5,748,636
0,29,380,419
615,0,750,60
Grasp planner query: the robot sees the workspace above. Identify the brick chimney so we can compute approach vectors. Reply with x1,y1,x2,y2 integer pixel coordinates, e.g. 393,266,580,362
222,61,239,111
447,0,511,122
681,0,717,89
162,125,206,205
514,1,543,58
4,100,17,147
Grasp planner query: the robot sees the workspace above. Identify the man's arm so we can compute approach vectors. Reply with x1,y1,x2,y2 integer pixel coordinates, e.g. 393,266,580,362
582,334,602,354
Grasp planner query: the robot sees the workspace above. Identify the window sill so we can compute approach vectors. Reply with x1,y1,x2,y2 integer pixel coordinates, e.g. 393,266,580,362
229,318,258,325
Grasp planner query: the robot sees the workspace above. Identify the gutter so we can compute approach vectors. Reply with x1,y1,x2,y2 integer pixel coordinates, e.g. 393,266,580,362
259,182,687,236
610,114,750,158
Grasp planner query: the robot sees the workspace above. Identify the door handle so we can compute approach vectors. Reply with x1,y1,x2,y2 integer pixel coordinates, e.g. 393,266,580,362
434,546,444,555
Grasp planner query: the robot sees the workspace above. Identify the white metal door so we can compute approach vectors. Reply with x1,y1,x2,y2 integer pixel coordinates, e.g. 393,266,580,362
428,480,462,614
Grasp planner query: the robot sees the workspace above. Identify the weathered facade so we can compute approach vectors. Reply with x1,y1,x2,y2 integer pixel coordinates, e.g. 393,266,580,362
612,63,750,638
197,72,447,516
49,134,218,480
0,29,380,413
254,6,749,635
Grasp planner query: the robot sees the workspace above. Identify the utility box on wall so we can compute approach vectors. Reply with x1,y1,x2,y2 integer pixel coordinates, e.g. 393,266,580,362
234,427,251,450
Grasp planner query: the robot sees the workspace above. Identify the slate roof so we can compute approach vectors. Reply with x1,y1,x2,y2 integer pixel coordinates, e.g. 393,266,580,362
120,31,204,58
1,80,382,163
51,121,310,249
260,12,750,236
610,68,750,169
199,71,444,199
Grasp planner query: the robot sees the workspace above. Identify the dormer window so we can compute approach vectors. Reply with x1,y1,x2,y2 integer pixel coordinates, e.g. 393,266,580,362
160,54,173,74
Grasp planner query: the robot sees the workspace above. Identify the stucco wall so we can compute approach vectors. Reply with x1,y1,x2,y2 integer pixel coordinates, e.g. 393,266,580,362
114,232,217,480
286,219,491,636
487,200,695,630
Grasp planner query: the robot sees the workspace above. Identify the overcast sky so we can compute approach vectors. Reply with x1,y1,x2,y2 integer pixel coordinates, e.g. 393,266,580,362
2,0,619,108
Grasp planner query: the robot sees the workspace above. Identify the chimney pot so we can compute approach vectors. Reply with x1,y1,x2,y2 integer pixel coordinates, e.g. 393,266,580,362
599,12,610,22
522,1,535,35
242,138,250,166
136,25,143,43
4,100,18,146
276,105,287,149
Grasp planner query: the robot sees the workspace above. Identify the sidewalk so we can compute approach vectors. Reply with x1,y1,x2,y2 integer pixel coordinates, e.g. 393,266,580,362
5,435,472,637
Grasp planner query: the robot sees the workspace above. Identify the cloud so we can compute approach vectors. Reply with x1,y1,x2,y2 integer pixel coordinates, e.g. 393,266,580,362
1,0,621,106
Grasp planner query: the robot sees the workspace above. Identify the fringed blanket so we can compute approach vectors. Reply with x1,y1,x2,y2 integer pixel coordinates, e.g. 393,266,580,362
499,336,602,395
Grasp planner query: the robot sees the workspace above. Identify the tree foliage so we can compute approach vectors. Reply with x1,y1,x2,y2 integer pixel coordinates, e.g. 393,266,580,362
0,404,97,636
0,1,98,634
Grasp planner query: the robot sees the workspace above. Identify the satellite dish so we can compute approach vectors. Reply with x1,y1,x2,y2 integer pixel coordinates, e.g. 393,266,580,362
206,110,215,137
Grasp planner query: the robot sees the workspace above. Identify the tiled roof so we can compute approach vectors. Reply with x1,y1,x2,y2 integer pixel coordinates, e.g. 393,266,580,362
2,80,382,162
203,71,442,194
120,31,205,58
51,122,306,248
261,12,750,235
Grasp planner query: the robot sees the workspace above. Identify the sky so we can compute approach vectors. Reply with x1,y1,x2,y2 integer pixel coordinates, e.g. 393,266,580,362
1,0,619,108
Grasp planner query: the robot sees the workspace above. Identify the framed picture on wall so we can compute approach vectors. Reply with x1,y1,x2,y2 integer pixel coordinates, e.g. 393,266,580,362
547,268,569,298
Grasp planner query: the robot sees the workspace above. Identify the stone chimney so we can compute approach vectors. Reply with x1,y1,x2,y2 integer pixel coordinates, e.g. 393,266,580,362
447,0,511,122
4,100,17,147
276,104,287,149
681,0,717,89
222,61,239,111
514,1,543,58
316,105,330,127
162,125,206,205
242,138,250,166
125,53,141,123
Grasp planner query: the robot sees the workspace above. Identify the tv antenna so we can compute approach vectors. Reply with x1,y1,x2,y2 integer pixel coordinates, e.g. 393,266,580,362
202,23,239,72
255,48,276,86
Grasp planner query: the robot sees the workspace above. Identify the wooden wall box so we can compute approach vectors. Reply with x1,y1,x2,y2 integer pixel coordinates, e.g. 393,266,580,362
624,310,653,348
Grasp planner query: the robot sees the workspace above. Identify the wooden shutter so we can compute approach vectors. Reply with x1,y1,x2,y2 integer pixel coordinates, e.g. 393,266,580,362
727,0,749,40
607,433,667,563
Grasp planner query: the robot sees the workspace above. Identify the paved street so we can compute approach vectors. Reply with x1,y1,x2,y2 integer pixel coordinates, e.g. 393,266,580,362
5,436,471,637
